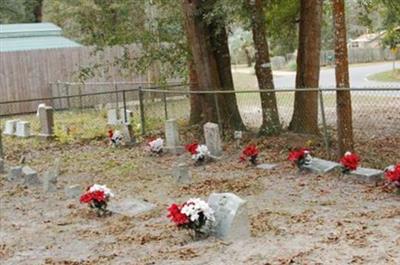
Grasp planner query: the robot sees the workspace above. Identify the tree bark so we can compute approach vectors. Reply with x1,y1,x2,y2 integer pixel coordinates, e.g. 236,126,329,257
247,0,281,135
188,59,203,125
289,0,322,135
33,0,43,22
332,0,354,156
181,0,245,130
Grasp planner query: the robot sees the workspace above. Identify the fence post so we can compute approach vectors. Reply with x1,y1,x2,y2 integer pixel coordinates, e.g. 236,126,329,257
122,90,127,124
319,89,330,157
213,93,223,136
66,83,71,109
138,86,146,135
114,82,119,112
79,83,84,112
163,90,168,120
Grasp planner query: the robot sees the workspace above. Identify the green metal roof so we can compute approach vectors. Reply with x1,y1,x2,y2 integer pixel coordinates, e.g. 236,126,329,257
0,23,81,52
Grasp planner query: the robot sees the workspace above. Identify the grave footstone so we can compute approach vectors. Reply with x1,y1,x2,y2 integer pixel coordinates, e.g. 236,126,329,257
107,109,119,125
120,109,133,124
302,158,341,174
109,198,155,217
22,166,40,185
7,166,22,181
15,121,31,138
38,105,54,139
64,184,82,199
3,120,19,136
204,122,222,158
350,167,384,182
207,192,250,241
174,163,191,184
43,158,61,192
256,163,278,170
165,119,183,154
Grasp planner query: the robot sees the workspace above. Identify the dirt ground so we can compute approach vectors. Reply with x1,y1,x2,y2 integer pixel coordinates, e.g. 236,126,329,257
1,137,399,265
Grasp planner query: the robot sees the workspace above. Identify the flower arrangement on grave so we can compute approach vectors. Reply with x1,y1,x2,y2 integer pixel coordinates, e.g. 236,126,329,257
384,163,400,194
167,198,215,238
339,151,360,173
288,148,312,169
147,137,164,154
80,184,114,216
108,129,122,147
185,143,210,163
240,144,259,165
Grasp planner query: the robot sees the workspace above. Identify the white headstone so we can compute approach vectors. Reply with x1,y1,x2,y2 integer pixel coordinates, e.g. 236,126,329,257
204,122,222,157
302,158,341,174
174,163,191,184
120,109,133,124
22,166,40,185
15,121,31,138
350,167,384,182
7,166,22,181
3,120,19,135
208,193,250,241
165,119,183,154
38,105,54,138
107,109,119,125
64,184,82,199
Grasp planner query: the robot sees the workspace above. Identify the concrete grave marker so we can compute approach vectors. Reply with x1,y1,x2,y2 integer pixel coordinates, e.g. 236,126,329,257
121,124,136,146
165,119,183,154
120,109,133,124
208,192,250,241
174,163,191,184
43,158,61,192
38,105,54,138
22,166,40,185
3,120,19,136
107,109,119,125
64,184,82,199
256,163,278,170
15,121,31,138
302,158,342,174
109,198,155,217
204,122,222,157
350,167,384,182
7,166,22,181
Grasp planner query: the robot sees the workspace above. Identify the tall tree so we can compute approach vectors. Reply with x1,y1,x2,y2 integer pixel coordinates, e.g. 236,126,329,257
333,0,354,156
247,0,281,135
289,0,323,135
181,0,245,130
33,0,43,22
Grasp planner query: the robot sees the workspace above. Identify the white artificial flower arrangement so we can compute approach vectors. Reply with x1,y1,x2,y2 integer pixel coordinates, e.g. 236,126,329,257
89,184,115,198
148,138,164,154
192,144,210,161
181,198,215,224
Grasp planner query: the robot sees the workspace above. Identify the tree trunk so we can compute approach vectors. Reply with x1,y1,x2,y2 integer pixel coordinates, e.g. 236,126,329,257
33,0,43,22
247,0,281,135
188,59,203,125
289,0,322,135
181,0,245,130
244,48,252,67
333,0,354,156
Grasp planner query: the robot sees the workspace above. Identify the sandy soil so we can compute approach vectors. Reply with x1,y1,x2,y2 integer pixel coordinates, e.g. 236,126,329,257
1,139,399,265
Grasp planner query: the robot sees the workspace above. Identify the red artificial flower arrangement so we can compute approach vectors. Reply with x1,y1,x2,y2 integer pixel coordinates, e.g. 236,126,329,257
185,143,198,155
240,144,259,165
288,148,311,168
385,163,400,193
80,184,114,216
340,151,360,173
167,203,189,226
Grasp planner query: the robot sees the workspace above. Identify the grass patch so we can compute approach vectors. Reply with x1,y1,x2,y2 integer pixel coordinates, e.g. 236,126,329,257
368,69,400,82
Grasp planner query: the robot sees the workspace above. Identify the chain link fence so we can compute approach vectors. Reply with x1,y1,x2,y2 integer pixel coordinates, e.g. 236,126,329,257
1,82,399,165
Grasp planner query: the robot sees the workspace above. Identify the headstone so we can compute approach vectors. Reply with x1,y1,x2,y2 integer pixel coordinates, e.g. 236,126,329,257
165,119,183,154
174,163,191,184
107,109,119,125
3,120,19,136
109,198,155,217
234,131,242,148
22,166,40,185
302,158,341,174
204,122,222,157
121,124,136,146
350,167,384,182
15,121,31,138
43,158,61,192
64,184,82,199
38,105,54,138
119,109,133,124
207,193,250,241
0,159,4,173
256,163,278,170
7,166,22,181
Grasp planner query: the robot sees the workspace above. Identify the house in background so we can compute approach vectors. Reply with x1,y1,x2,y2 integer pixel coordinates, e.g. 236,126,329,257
0,22,81,52
348,30,386,49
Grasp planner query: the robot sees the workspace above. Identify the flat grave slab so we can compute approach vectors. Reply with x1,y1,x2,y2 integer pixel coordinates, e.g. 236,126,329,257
256,163,278,170
302,158,341,174
350,167,384,182
109,198,155,217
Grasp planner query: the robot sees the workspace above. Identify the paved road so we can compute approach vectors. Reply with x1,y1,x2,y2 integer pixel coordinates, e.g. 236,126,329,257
273,61,400,88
